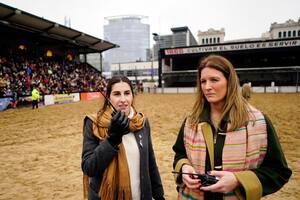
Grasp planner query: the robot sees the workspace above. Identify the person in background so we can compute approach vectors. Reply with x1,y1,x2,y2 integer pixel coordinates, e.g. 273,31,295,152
241,83,252,101
81,75,165,200
172,55,291,200
11,90,18,108
31,85,40,109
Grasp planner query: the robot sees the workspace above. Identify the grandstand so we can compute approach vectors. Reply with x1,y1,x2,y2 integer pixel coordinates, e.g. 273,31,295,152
0,3,117,109
0,3,116,55
158,37,300,88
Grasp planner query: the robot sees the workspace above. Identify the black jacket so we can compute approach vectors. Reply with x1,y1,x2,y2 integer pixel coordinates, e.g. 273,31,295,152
82,117,164,200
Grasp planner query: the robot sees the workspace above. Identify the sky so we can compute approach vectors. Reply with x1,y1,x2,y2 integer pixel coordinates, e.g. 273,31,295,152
1,0,300,46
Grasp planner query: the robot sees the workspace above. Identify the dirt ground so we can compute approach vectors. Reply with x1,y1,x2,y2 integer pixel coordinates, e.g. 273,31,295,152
0,93,299,200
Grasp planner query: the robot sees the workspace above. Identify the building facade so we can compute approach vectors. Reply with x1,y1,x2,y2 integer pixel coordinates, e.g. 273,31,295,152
110,61,158,84
103,15,150,71
197,28,225,45
268,18,300,39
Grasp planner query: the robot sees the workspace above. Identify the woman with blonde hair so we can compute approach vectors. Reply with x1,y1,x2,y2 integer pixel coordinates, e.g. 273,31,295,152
172,54,291,200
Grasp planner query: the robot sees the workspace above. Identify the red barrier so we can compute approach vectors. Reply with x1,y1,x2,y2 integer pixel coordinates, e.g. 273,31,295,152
80,92,102,101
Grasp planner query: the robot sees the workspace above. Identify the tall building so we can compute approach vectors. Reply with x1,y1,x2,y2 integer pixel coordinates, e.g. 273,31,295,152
103,15,150,72
153,26,198,60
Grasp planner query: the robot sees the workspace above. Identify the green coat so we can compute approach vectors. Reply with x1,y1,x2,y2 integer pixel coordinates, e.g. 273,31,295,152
173,107,292,199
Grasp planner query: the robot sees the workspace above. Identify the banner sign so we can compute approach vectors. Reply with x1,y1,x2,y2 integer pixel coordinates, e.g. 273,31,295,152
0,97,12,111
80,92,101,101
44,93,80,105
164,39,300,55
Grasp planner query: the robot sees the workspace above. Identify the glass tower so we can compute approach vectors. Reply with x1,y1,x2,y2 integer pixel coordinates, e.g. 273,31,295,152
103,15,150,71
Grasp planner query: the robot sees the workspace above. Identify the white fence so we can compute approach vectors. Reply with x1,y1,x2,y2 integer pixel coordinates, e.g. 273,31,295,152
252,86,298,93
143,86,299,94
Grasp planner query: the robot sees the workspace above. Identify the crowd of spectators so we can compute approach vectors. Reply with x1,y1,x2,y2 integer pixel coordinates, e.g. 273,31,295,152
0,53,107,99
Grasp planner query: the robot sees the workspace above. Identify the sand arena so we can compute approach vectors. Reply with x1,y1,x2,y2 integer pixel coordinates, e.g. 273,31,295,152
0,93,299,199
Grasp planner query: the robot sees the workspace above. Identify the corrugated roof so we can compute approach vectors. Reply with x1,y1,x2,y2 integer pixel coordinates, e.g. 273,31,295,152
0,3,118,53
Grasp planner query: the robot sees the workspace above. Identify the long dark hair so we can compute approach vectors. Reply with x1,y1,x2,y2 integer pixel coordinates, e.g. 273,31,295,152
98,75,134,116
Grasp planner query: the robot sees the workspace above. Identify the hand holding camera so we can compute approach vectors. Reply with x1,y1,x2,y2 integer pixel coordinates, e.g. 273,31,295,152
172,171,219,186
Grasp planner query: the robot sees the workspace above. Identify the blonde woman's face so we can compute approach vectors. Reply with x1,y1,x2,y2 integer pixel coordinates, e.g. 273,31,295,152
109,82,133,115
200,67,228,107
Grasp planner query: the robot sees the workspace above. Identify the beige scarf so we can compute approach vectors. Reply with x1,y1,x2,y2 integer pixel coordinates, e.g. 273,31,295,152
83,107,145,200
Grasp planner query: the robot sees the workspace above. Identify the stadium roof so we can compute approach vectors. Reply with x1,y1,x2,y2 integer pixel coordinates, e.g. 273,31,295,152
0,3,118,53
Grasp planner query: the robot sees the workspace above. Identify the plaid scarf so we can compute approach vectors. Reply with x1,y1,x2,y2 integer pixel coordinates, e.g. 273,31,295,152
83,107,145,200
178,106,267,200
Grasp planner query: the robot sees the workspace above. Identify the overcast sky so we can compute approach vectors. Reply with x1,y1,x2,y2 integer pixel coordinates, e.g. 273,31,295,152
1,0,299,45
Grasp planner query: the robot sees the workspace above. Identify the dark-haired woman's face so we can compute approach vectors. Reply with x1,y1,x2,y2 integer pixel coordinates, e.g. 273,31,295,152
109,82,133,115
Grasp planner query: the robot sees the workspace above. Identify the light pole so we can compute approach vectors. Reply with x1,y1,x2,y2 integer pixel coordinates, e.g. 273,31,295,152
150,58,154,81
135,65,138,84
152,33,162,88
296,67,299,93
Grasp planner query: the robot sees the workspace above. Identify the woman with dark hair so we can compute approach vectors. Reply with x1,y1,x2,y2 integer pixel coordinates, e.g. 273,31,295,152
82,75,165,200
172,55,291,200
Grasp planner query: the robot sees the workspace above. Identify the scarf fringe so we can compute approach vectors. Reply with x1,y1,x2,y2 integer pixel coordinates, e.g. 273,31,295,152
117,186,132,200
83,174,89,199
99,182,114,200
99,184,132,200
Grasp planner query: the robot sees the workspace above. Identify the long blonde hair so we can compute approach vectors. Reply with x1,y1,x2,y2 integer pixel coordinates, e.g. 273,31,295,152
190,54,249,131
